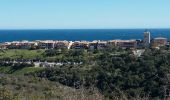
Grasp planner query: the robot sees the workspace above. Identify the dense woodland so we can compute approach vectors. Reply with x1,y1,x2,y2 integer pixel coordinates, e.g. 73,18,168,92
0,46,170,99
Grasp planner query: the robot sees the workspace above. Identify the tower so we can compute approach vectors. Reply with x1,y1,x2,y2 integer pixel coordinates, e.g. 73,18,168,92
143,30,151,48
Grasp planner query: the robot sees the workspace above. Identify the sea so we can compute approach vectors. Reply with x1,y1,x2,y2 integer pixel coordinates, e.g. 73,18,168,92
0,29,170,43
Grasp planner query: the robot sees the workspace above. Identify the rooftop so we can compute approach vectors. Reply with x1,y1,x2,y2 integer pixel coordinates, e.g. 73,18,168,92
154,37,167,40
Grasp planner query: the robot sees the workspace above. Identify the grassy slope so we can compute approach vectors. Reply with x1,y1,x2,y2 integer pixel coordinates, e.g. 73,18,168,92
0,49,127,60
0,49,45,59
0,49,72,61
0,66,44,75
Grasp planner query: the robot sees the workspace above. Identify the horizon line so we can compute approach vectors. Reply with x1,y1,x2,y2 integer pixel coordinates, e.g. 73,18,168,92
0,28,170,30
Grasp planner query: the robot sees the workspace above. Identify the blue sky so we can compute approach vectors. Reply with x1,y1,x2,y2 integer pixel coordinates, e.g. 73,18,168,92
0,0,170,29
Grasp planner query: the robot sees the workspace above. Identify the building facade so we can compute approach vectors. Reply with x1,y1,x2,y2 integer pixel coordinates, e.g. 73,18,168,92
143,31,151,48
116,40,137,49
152,37,167,48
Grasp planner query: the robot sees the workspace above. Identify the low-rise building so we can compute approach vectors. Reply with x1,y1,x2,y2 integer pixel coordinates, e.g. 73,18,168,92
116,40,137,49
0,42,11,49
136,39,143,49
38,40,55,49
152,37,167,48
19,41,35,49
107,40,117,46
89,41,98,50
71,41,89,49
3,41,36,49
54,41,69,49
97,41,107,50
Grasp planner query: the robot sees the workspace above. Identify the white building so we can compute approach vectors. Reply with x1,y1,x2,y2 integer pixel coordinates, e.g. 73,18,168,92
143,31,151,48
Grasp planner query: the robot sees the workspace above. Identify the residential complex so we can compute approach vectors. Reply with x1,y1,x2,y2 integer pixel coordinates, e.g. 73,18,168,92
0,31,169,50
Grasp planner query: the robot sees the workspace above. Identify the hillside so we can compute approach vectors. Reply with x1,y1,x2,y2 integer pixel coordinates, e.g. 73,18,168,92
0,74,103,100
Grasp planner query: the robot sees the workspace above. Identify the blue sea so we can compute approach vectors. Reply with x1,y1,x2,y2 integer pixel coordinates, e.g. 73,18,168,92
0,29,170,43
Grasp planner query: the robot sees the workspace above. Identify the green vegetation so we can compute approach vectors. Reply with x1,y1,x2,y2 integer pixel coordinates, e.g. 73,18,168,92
32,48,170,99
0,48,127,62
0,75,102,100
0,66,44,75
0,47,170,99
0,49,45,59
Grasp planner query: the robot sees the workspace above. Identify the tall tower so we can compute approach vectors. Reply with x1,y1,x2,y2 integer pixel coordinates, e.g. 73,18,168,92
143,30,151,48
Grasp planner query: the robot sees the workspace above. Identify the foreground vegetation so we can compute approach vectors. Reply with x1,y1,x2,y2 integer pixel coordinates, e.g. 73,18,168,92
0,75,103,100
0,46,170,99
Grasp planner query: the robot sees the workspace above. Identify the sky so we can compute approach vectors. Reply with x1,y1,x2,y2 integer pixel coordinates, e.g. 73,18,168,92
0,0,170,29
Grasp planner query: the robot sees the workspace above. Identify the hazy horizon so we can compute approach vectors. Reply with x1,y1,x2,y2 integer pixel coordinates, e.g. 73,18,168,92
0,28,170,30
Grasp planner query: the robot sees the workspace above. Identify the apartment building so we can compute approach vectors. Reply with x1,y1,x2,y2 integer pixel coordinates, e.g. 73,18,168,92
71,41,89,49
37,40,55,49
152,37,167,48
54,41,69,49
116,40,137,49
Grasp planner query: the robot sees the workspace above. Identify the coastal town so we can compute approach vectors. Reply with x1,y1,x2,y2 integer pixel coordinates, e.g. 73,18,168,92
0,31,169,68
1,0,170,99
0,31,169,50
